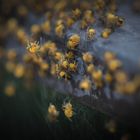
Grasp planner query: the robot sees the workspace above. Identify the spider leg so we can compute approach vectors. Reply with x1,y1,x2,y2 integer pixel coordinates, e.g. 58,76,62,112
38,45,41,49
34,41,37,44
29,41,32,46
36,52,41,58
26,44,30,49
36,41,39,45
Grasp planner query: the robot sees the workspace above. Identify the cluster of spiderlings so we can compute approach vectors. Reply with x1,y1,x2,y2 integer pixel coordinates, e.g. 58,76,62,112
0,0,140,116
0,2,140,140
48,101,74,122
103,52,140,95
